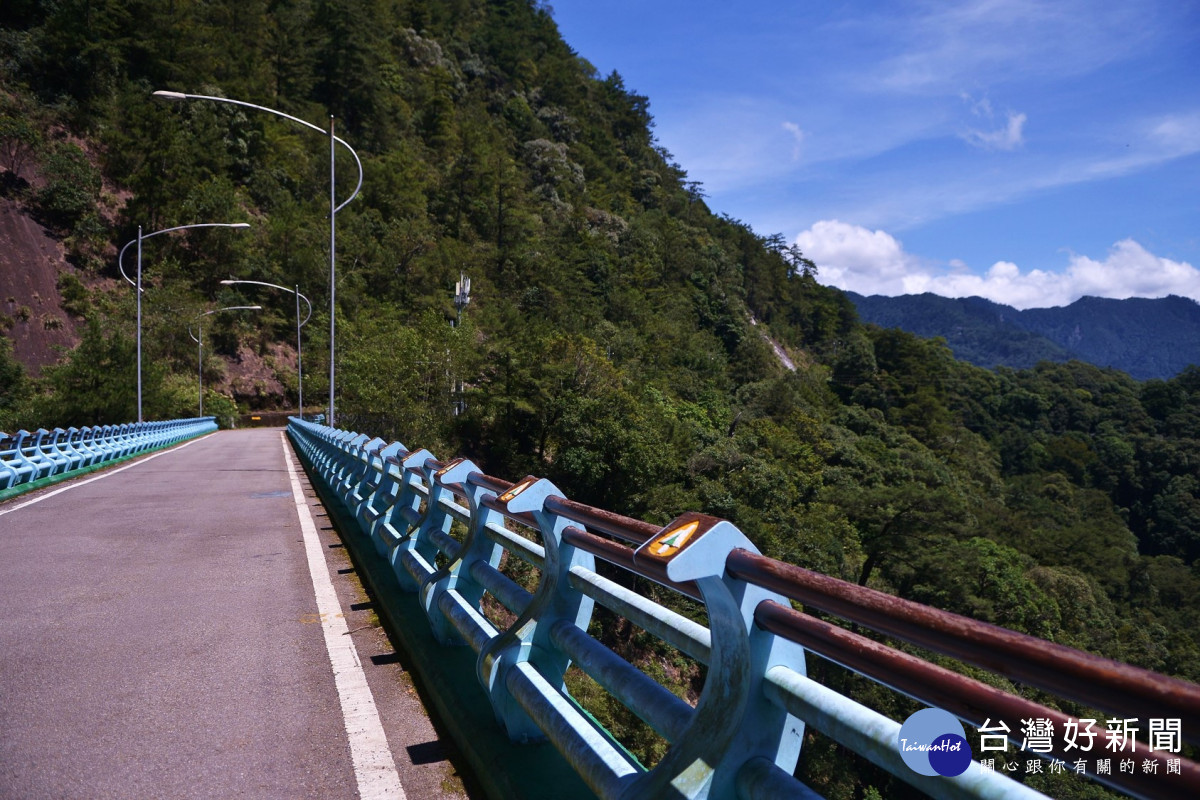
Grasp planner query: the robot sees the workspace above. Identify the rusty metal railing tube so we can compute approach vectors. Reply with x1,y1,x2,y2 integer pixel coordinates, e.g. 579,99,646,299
754,600,1200,800
562,525,703,601
544,495,661,544
728,548,1200,742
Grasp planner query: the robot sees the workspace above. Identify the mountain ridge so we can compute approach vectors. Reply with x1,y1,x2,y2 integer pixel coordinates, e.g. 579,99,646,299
846,291,1200,379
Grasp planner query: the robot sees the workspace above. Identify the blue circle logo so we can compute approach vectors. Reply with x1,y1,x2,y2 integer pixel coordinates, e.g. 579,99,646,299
898,708,972,777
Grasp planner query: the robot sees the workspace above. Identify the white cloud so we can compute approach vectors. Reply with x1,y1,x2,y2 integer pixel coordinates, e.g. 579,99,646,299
963,111,1027,151
1063,239,1200,302
782,121,805,160
798,220,1200,309
1148,111,1200,156
795,220,925,294
868,0,1151,95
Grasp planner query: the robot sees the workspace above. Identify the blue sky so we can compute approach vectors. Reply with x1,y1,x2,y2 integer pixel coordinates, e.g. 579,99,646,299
549,1,1200,309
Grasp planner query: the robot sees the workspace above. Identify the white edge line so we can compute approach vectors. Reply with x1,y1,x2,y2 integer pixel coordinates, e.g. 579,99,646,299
280,432,407,800
0,434,209,518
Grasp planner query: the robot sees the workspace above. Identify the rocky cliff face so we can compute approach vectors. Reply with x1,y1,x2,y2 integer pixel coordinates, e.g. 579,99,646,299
0,195,80,376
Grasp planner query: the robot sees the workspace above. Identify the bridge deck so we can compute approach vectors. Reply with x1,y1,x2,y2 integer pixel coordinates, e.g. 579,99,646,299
0,428,469,800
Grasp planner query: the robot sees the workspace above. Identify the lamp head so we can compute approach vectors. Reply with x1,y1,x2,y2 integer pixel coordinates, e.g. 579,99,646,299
153,90,188,101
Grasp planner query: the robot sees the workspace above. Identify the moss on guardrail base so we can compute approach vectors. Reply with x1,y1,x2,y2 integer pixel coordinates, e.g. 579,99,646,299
287,433,599,800
0,431,216,505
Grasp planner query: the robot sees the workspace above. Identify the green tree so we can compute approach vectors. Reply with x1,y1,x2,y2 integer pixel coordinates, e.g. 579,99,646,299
0,335,28,430
34,319,160,426
34,141,101,233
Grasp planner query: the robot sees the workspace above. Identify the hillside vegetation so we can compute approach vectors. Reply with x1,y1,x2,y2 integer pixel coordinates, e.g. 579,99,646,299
2,2,1198,796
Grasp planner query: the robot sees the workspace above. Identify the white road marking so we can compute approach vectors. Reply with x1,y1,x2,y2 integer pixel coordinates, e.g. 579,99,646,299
281,433,407,800
0,435,207,518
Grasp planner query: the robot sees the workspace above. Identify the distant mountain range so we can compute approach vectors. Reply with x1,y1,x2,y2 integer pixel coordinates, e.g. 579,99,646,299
845,293,1200,380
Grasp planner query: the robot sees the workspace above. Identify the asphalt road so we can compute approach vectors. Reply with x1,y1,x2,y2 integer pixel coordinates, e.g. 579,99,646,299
0,428,473,800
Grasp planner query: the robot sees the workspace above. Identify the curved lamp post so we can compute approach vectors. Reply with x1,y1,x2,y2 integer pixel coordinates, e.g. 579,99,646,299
187,305,261,416
154,90,363,427
118,221,251,423
220,279,312,418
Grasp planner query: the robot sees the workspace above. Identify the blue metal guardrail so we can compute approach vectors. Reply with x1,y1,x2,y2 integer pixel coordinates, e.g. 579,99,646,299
288,417,1200,800
0,417,217,492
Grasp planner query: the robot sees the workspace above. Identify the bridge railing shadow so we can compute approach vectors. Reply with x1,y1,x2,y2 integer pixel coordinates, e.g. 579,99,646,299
288,417,1200,800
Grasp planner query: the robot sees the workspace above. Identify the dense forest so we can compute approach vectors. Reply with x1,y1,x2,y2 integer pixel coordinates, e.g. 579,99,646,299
1,2,1198,797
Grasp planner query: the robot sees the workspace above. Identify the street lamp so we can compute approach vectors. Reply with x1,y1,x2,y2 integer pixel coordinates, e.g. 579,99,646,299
118,221,251,423
187,305,261,417
220,279,312,418
153,90,363,427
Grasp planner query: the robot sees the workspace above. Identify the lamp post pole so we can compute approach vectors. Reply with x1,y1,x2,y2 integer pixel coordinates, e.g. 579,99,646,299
219,279,312,418
329,115,337,426
154,90,363,427
188,305,261,417
118,221,250,423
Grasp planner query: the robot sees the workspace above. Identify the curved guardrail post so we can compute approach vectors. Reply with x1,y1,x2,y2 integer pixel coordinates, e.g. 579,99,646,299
106,425,122,457
84,426,105,464
355,441,405,535
328,430,362,487
75,427,95,466
112,424,133,457
47,428,73,471
418,457,505,647
0,433,20,488
63,427,86,469
629,513,806,799
381,448,437,590
22,430,54,479
369,447,427,555
92,426,111,459
52,428,73,469
309,426,339,480
341,435,383,506
478,477,598,745
346,437,385,517
393,454,462,593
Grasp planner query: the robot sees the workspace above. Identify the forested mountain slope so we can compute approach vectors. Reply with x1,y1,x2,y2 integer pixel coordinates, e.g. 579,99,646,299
849,291,1200,379
2,2,1197,796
